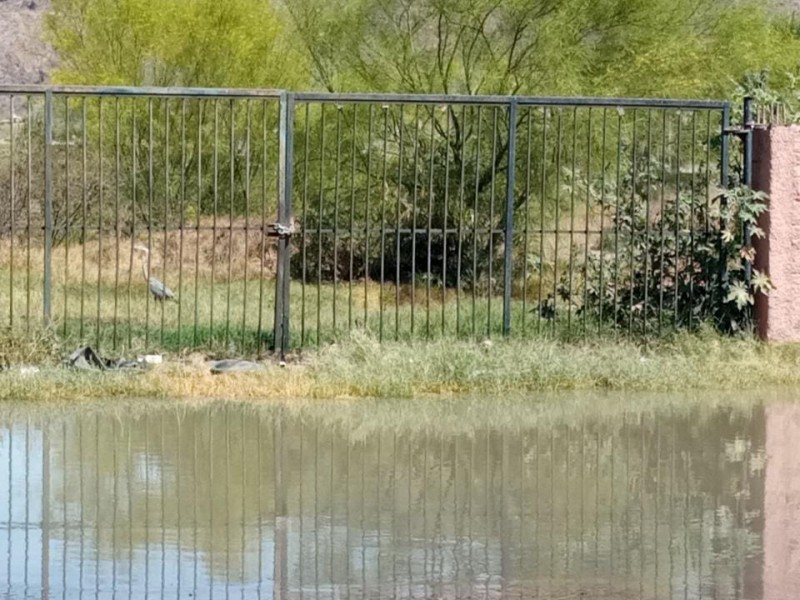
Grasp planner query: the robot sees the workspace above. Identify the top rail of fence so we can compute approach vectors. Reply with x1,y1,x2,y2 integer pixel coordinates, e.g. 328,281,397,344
0,85,729,110
0,85,285,99
293,91,730,110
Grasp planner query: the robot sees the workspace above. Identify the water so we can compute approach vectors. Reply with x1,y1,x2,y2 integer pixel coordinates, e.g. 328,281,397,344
0,393,792,599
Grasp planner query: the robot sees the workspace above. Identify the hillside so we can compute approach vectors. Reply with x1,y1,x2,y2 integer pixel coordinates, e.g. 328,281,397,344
0,0,56,86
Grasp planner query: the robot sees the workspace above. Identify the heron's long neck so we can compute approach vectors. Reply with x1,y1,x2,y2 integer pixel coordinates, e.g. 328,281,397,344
141,257,150,281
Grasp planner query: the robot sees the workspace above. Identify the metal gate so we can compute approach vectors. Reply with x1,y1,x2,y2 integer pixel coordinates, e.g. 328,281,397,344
286,92,736,348
1,86,289,356
2,86,745,356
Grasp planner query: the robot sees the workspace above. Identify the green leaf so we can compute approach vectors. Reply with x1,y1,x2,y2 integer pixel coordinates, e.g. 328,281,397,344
752,269,774,294
726,281,753,309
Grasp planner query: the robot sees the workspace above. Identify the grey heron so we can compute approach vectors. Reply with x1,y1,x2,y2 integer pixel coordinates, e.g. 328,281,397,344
133,244,177,302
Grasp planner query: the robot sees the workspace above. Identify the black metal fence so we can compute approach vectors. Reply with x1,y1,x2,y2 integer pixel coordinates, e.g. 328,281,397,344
0,86,735,355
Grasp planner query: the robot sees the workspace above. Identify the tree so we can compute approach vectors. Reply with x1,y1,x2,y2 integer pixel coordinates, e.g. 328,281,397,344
46,0,308,90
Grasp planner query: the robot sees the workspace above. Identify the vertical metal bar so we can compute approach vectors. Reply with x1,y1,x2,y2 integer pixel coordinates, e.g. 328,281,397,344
63,97,70,337
316,105,325,347
8,95,15,329
395,105,404,340
567,107,577,335
521,106,533,332
742,97,754,285
628,109,638,336
25,96,32,332
80,98,87,340
242,101,251,351
211,99,219,346
538,108,548,333
442,108,452,336
502,98,518,337
721,104,730,190
96,98,104,349
583,109,593,336
718,104,731,312
365,106,374,330
44,90,54,326
379,106,389,343
487,107,498,338
161,99,169,348
552,110,563,333
472,107,482,338
705,111,712,234
613,111,622,334
146,98,154,348
411,106,420,336
427,106,436,340
456,105,467,336
113,99,121,350
674,114,682,324
193,102,202,347
178,99,186,349
642,110,653,335
349,106,357,333
128,106,136,350
334,106,342,335
598,109,608,330
257,102,269,353
688,112,697,328
226,99,235,348
658,111,668,332
299,103,309,346
274,91,294,358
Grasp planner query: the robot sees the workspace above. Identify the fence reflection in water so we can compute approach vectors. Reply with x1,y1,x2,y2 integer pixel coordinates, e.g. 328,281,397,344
0,401,763,598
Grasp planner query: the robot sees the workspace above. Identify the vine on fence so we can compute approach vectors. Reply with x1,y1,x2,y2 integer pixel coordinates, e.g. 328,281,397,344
571,183,771,334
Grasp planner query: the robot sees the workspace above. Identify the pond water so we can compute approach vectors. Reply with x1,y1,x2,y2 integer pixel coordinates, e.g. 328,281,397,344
0,393,795,599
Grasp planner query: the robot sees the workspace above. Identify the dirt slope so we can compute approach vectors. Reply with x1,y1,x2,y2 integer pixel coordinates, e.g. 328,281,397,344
0,0,57,86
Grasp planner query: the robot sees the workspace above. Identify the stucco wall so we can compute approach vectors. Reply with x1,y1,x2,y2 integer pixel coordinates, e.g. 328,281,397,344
752,126,800,342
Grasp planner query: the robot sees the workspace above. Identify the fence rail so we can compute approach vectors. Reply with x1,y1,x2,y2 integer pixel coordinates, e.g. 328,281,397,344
0,86,740,356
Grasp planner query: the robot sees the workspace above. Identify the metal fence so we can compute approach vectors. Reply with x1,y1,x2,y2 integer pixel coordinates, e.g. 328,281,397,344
0,86,742,356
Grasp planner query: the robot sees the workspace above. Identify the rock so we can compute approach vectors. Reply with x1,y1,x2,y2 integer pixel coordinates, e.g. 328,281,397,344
209,359,264,374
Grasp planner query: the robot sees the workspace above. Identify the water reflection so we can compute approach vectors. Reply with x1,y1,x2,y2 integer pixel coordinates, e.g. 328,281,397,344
0,396,782,598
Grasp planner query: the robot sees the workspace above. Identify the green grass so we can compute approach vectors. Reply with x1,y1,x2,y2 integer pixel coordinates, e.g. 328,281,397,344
2,328,800,402
1,264,616,356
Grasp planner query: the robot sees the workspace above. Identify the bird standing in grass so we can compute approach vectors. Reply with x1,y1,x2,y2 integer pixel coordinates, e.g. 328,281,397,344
133,244,177,302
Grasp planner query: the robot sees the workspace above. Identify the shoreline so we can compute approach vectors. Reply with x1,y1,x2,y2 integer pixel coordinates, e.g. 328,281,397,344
3,332,800,402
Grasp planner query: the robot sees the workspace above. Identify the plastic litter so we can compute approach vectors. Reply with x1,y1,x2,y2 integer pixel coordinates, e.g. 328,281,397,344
64,347,142,371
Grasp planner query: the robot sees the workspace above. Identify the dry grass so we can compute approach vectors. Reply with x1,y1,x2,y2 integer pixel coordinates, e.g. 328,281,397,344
0,217,280,284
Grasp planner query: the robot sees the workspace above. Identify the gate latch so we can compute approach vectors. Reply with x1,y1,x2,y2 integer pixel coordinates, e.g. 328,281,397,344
268,222,296,239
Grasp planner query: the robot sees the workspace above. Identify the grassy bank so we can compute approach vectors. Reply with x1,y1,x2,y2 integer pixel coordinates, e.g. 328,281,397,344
2,329,800,402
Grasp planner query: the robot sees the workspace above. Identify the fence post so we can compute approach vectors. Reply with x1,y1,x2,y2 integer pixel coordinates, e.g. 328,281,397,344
43,89,54,327
273,92,294,358
502,97,518,337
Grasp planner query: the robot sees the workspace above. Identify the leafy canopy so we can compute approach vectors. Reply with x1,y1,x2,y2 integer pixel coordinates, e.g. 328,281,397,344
46,0,309,89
